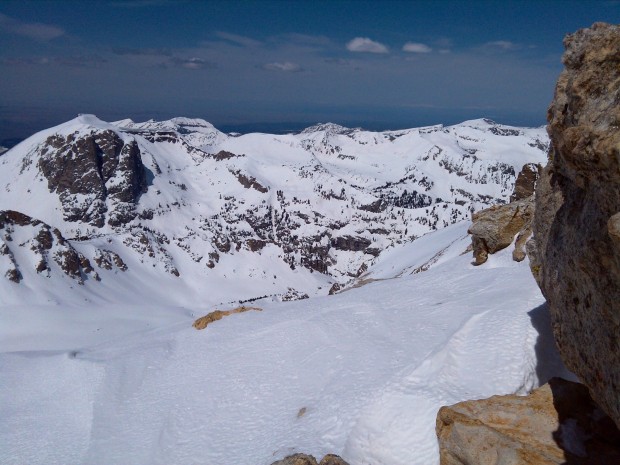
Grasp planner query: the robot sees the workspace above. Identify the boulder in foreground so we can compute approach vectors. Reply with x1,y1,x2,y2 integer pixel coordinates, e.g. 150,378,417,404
436,378,620,465
528,22,620,427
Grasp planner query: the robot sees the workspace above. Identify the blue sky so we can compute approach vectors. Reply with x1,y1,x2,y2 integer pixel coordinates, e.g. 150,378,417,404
0,0,618,142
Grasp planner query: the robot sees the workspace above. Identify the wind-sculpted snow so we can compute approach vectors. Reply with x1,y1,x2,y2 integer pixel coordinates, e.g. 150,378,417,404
0,114,547,306
0,222,570,465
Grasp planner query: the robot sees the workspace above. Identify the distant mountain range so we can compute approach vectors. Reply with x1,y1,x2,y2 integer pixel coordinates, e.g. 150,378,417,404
0,115,547,307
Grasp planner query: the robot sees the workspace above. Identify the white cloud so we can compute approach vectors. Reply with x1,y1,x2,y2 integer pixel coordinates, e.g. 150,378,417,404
262,62,303,72
168,57,213,70
402,42,432,53
486,40,518,50
346,37,388,54
0,13,65,41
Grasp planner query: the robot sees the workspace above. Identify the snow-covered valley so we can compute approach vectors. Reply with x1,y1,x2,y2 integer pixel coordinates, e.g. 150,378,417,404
0,116,572,465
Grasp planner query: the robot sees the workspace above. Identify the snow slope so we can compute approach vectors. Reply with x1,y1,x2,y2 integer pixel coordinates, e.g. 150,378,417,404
0,221,572,465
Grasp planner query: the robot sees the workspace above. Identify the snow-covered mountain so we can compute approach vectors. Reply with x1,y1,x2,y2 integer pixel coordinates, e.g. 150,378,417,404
0,114,547,307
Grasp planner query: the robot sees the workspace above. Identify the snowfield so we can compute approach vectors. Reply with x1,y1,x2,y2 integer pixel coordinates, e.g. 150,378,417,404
0,221,572,465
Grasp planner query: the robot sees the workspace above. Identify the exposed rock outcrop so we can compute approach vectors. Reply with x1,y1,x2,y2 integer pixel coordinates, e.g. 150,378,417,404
528,22,620,427
468,197,534,265
331,235,372,253
38,130,148,227
93,249,128,271
510,163,541,202
0,210,101,283
318,455,350,465
436,378,620,465
192,306,262,330
468,162,540,265
271,454,318,465
270,454,350,465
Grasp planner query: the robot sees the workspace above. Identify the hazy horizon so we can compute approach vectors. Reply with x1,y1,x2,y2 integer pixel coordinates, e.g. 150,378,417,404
1,0,618,145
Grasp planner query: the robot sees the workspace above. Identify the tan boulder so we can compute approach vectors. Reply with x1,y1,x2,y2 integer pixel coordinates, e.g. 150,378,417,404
528,22,620,427
468,197,534,265
318,454,350,465
270,454,318,465
270,454,350,465
192,305,261,330
436,378,620,465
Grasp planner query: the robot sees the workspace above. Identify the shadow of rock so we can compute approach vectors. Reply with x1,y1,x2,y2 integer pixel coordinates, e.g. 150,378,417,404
548,378,620,464
527,303,577,386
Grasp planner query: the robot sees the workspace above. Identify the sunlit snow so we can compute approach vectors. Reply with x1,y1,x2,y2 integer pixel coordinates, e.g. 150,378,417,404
0,221,572,465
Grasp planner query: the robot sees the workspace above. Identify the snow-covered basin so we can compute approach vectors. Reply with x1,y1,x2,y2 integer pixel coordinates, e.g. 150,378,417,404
0,222,565,465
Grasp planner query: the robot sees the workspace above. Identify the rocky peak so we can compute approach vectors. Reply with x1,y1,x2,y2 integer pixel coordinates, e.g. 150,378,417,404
528,22,620,428
37,129,148,227
300,122,355,135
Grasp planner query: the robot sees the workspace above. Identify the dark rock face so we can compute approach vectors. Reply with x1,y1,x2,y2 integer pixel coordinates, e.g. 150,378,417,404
528,23,620,428
38,130,148,227
212,150,242,161
230,169,269,193
94,249,128,271
331,235,372,253
0,210,102,283
510,163,541,202
358,199,388,213
246,238,267,251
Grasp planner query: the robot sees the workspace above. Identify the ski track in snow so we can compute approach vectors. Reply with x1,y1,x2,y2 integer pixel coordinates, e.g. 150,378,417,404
0,222,567,465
